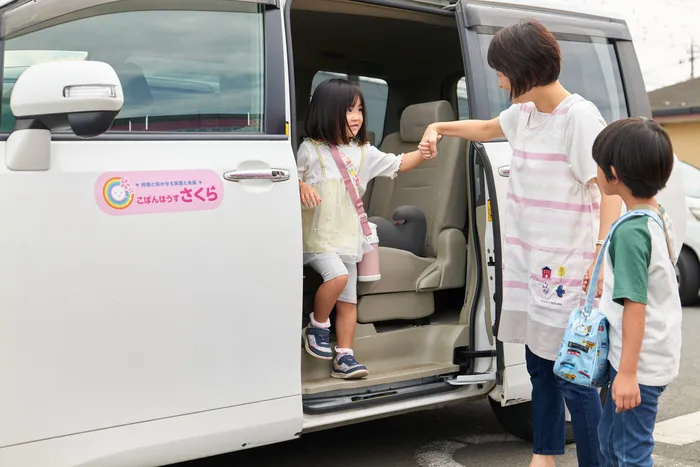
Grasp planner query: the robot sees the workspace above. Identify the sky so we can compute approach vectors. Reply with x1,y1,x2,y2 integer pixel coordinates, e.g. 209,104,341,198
555,0,700,90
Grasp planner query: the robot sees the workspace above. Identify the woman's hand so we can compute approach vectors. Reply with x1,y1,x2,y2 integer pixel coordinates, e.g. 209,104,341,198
418,124,442,158
582,244,604,297
299,181,321,208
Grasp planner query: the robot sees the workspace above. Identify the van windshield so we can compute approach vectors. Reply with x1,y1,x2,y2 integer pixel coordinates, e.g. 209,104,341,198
478,34,628,124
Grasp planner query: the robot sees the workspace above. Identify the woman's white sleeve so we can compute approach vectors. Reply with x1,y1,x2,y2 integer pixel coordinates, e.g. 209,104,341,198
498,103,522,141
565,102,607,185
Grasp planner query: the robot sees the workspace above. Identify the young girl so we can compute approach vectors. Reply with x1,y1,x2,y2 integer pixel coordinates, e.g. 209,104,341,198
298,78,432,379
419,20,622,467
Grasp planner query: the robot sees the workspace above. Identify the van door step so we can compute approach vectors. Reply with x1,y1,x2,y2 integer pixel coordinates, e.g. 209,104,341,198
303,376,459,414
446,372,497,386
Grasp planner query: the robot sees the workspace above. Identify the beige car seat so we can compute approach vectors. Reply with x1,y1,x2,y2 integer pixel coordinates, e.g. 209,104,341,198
357,100,467,323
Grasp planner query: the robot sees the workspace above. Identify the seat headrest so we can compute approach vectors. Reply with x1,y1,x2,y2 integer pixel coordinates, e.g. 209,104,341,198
366,130,376,146
400,100,455,143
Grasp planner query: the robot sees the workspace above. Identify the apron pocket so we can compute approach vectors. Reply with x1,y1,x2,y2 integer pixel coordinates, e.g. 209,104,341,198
527,246,586,327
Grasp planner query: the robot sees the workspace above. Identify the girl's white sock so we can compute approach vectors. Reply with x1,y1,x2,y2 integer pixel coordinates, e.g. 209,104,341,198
335,347,353,356
310,312,331,329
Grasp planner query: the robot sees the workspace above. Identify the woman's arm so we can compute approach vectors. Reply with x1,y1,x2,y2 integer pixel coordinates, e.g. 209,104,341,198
420,117,504,157
432,118,504,141
597,188,623,250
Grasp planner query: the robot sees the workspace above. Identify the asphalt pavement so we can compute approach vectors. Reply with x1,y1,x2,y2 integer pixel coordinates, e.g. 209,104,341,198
179,307,700,467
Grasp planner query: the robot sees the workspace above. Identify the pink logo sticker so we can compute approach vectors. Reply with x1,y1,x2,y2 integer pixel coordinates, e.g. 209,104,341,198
95,170,224,216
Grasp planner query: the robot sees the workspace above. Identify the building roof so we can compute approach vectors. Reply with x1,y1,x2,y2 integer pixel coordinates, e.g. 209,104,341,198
649,77,700,118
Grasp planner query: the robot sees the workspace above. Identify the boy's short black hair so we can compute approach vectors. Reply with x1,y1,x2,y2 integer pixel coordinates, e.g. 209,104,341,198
592,117,674,198
487,19,562,99
305,78,367,146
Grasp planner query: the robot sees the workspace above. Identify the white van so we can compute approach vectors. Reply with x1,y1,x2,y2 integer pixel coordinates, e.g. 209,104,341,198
0,0,687,466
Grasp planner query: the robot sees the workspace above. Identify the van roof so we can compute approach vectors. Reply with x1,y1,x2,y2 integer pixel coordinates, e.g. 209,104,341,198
1,0,625,38
0,0,274,37
447,0,624,21
351,0,626,22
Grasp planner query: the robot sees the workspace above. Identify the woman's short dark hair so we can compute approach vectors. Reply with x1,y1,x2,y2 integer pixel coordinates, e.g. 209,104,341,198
305,78,367,145
592,118,674,198
487,19,562,99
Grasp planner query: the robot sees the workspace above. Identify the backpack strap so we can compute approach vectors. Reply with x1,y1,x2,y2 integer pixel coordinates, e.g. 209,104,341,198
584,209,665,314
328,144,372,237
629,204,676,263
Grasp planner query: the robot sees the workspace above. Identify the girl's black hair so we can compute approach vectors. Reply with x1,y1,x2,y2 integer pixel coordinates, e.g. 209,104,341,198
305,78,367,145
487,19,562,99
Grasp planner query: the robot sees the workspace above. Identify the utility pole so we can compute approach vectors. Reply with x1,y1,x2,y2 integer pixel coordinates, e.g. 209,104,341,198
688,37,700,79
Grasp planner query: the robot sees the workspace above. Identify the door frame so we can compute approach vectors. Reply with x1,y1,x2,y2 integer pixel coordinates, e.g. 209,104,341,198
283,0,455,154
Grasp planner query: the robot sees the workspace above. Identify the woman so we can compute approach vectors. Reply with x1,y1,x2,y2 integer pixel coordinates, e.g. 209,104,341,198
419,20,621,467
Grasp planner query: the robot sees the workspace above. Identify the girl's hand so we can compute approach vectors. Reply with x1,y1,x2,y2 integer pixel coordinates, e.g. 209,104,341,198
419,125,442,158
418,141,439,160
612,372,641,413
299,181,321,208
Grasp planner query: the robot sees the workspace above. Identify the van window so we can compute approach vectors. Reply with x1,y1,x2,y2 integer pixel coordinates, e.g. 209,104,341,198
478,35,628,124
1,4,265,133
311,71,389,143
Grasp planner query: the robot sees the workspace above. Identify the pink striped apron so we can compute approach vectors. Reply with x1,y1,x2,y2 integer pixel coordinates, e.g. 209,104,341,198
497,94,601,361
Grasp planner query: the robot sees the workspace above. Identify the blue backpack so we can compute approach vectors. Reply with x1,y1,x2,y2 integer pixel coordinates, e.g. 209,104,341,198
553,209,665,388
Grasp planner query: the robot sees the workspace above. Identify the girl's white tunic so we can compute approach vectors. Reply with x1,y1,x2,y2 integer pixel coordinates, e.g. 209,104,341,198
297,139,403,264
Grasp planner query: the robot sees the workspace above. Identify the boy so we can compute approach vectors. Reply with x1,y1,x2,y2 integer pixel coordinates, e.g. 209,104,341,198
585,117,682,466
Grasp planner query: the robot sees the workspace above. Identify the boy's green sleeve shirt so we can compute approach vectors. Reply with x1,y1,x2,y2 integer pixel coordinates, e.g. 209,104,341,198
609,217,652,306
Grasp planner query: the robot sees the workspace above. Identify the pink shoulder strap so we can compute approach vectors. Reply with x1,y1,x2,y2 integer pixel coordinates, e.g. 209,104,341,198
328,144,372,237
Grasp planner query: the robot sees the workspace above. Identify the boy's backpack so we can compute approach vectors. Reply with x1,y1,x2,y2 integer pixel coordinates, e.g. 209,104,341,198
553,208,665,388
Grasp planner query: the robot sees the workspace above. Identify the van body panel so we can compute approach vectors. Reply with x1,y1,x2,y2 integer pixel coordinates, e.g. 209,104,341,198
0,0,304,454
0,396,302,467
0,0,677,464
0,139,304,447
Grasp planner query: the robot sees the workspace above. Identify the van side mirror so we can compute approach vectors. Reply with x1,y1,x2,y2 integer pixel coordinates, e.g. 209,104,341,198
6,60,124,171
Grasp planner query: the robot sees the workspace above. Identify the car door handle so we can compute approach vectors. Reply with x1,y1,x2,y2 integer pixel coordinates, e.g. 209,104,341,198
223,169,290,182
498,165,510,177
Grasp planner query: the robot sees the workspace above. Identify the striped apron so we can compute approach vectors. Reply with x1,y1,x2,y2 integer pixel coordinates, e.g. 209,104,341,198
497,95,601,361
